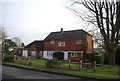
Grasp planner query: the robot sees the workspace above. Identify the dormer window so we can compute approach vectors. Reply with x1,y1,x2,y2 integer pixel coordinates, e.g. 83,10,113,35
50,41,55,44
76,40,82,44
58,42,65,46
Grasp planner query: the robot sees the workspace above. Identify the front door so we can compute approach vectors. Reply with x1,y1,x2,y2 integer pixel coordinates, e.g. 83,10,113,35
22,50,28,58
64,52,68,60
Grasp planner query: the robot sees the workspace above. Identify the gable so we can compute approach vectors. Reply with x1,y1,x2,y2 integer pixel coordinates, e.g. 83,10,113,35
25,40,44,51
29,45,37,51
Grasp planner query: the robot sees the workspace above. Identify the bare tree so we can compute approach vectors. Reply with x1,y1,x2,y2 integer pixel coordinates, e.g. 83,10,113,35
0,25,8,42
67,0,120,65
12,37,22,47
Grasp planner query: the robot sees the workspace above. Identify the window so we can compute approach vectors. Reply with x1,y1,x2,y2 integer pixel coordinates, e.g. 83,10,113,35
50,41,55,44
71,52,78,57
76,40,82,44
39,51,43,56
31,51,36,55
58,42,65,46
47,51,53,56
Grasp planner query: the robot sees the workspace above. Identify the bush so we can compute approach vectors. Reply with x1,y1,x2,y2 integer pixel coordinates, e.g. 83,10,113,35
45,59,59,68
53,52,64,60
86,52,104,64
4,54,15,62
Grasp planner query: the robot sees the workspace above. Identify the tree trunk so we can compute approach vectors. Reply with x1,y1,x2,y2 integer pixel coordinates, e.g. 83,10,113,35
108,51,116,65
106,46,116,65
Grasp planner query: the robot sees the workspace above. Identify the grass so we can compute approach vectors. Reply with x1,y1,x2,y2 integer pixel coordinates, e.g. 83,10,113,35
60,62,80,69
96,66,119,73
16,59,80,69
2,60,120,80
16,59,47,66
16,59,120,72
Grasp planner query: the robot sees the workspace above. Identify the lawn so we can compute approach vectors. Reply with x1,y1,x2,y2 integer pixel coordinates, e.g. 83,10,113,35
3,59,120,80
16,59,81,69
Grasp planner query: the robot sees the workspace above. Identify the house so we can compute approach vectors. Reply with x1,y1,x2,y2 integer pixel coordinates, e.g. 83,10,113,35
43,28,93,62
9,46,18,52
22,40,44,58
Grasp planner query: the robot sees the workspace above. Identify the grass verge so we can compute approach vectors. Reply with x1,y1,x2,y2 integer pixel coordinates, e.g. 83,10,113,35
2,62,119,80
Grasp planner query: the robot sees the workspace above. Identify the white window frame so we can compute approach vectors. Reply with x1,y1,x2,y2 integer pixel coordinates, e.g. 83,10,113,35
71,52,78,57
76,40,82,44
31,51,36,56
58,42,65,47
47,51,53,56
50,40,55,44
39,51,43,56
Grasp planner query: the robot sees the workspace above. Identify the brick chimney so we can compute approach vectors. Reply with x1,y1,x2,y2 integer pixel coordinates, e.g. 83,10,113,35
61,28,63,32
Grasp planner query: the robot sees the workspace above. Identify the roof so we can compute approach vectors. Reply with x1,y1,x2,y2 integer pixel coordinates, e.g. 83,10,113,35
44,29,92,40
25,40,44,51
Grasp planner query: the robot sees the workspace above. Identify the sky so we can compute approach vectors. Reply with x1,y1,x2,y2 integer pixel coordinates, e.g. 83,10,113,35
1,0,86,45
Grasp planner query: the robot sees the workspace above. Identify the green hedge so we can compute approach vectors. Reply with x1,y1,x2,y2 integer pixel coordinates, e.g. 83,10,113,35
53,52,64,60
86,52,104,64
45,59,59,68
4,54,15,62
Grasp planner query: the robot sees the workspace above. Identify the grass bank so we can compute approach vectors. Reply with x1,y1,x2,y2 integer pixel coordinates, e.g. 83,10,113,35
2,62,119,80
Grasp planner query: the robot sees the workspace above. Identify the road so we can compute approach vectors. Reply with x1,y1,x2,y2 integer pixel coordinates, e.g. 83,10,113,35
2,65,98,81
2,65,81,79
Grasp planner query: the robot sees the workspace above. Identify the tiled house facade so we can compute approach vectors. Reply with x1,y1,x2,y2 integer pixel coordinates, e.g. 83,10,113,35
21,29,93,62
43,29,93,62
22,40,44,58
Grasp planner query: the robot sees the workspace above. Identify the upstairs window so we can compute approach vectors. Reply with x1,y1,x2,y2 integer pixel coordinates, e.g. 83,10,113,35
58,42,65,46
71,52,78,57
50,41,55,44
76,40,82,44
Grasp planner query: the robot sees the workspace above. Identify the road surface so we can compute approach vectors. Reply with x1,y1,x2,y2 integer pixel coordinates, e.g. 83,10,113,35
2,65,81,79
2,65,98,81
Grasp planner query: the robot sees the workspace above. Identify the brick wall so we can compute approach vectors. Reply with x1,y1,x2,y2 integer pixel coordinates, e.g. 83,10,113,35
44,40,85,51
86,35,93,52
68,52,83,62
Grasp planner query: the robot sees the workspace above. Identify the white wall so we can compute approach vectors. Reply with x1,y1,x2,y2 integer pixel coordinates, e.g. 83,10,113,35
22,50,28,58
64,52,68,60
43,51,68,60
43,51,53,59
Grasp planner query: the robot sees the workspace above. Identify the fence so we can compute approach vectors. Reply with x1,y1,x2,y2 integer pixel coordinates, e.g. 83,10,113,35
2,54,97,72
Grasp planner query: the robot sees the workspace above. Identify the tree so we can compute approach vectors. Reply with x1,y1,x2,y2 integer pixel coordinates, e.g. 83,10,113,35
2,39,17,53
12,37,22,47
21,43,25,47
0,26,8,42
67,0,120,65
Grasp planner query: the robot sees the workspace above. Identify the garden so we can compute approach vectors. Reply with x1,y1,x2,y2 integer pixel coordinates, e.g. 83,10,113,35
2,53,120,80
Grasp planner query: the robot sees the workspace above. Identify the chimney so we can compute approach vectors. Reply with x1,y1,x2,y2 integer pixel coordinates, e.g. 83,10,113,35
61,28,63,32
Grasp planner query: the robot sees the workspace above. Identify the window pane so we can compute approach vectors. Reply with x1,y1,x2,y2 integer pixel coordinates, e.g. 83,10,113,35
76,40,82,44
50,41,55,44
71,52,78,57
58,42,65,46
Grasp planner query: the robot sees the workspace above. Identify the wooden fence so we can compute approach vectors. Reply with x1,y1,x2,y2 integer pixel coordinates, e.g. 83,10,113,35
2,55,96,72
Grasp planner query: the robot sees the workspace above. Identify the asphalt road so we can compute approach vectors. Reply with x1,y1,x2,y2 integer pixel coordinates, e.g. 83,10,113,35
2,65,82,79
2,65,99,81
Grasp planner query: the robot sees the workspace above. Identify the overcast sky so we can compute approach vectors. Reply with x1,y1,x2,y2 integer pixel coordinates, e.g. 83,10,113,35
1,0,86,45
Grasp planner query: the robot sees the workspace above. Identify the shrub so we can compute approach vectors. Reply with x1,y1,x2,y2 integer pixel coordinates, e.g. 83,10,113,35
86,52,104,64
4,54,15,62
53,52,64,60
45,59,59,68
